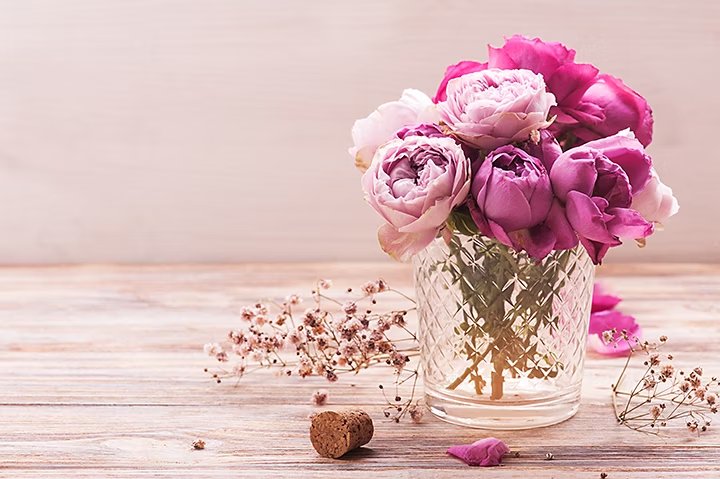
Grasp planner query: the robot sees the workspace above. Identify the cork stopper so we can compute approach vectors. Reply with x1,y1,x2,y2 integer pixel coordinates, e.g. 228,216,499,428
309,409,374,458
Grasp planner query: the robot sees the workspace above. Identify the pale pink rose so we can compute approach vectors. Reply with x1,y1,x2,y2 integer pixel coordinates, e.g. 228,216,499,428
349,89,433,172
631,168,679,224
361,134,470,261
437,69,556,150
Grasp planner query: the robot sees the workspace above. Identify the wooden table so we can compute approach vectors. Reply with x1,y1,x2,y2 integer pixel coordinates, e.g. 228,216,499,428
2,263,720,478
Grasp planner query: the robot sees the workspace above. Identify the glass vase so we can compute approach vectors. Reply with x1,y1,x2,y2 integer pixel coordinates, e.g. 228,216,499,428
413,233,595,429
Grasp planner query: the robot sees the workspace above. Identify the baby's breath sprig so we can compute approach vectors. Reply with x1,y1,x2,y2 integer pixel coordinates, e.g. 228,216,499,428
610,330,719,435
204,278,424,422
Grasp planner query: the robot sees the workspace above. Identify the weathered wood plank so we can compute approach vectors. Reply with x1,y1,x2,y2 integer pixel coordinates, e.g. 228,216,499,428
1,264,720,477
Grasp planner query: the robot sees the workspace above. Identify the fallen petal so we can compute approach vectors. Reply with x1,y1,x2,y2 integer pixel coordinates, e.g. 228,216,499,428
446,437,510,466
588,310,642,355
592,283,622,313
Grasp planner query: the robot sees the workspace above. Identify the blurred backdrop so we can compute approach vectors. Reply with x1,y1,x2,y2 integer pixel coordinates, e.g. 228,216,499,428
0,0,716,264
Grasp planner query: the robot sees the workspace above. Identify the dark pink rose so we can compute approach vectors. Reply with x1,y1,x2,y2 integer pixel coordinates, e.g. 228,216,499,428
432,60,487,103
487,35,599,106
433,36,654,147
550,134,654,264
469,146,559,259
564,74,654,147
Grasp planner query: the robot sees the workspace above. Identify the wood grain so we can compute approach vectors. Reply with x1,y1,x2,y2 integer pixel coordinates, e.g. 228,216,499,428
1,263,720,477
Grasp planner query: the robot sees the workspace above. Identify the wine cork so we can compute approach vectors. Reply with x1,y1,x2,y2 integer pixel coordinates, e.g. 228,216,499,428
309,409,374,458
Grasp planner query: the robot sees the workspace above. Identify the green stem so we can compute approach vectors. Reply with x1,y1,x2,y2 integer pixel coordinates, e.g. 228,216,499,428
442,235,575,400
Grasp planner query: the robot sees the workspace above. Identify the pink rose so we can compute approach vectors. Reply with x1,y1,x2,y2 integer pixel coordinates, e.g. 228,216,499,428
350,89,433,172
565,74,654,147
550,134,654,264
631,168,679,224
362,133,470,261
437,69,556,150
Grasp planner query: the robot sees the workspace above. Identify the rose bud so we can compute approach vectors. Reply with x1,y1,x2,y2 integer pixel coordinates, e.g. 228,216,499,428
468,145,564,259
361,132,470,261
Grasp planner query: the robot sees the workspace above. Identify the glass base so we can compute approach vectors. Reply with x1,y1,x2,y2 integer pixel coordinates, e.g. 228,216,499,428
425,384,581,430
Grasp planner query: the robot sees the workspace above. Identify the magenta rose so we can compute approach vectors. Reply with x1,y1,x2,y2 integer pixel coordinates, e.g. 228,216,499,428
549,134,654,264
468,145,571,259
433,35,653,147
434,35,597,123
361,133,470,261
437,69,556,150
567,74,654,147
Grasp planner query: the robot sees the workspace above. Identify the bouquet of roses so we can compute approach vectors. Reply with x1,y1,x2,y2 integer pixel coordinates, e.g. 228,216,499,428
350,36,680,410
351,35,678,265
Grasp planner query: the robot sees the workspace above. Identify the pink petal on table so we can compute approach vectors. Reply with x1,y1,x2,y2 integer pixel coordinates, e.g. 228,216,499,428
592,282,622,313
446,438,510,467
588,310,642,355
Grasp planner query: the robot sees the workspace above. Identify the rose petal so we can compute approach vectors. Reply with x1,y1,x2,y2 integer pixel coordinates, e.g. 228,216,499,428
544,199,579,250
377,223,438,263
565,191,616,243
630,169,680,224
508,224,556,260
432,60,488,103
579,236,617,265
580,135,652,194
488,35,574,80
592,283,622,313
550,151,598,201
524,129,562,171
350,89,433,171
605,207,654,239
588,310,642,355
547,62,600,106
447,438,510,467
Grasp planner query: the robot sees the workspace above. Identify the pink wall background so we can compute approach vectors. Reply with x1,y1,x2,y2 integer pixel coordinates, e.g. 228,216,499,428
0,0,716,264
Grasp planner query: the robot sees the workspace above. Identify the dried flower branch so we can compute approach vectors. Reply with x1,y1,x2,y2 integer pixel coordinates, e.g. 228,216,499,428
204,278,424,421
611,331,719,435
